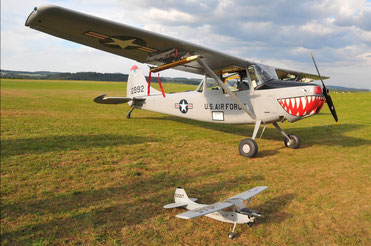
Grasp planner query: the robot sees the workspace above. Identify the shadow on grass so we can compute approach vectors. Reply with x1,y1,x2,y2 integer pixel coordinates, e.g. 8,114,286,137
1,171,253,244
257,193,295,225
1,134,157,157
141,116,370,148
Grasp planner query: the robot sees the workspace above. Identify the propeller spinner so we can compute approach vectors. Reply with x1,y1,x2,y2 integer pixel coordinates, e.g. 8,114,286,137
310,52,339,124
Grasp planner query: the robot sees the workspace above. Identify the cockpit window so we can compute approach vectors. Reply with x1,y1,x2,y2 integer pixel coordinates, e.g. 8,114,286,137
248,64,275,88
205,74,249,93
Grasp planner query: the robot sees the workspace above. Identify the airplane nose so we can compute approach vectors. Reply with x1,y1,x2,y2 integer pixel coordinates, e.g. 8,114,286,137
314,86,322,95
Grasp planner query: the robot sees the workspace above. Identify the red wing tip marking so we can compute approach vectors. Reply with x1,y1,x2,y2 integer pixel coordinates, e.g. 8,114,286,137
130,65,138,71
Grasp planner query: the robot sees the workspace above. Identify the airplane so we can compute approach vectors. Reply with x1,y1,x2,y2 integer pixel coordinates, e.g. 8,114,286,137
164,186,268,238
25,5,339,158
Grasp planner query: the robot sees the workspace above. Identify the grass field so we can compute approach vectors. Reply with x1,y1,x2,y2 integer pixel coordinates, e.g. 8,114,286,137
1,78,370,245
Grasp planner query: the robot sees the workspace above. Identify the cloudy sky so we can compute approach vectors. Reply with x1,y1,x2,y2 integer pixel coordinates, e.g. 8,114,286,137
1,0,371,89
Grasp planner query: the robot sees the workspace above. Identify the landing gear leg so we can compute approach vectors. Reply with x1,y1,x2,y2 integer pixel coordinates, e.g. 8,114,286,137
126,106,135,119
272,122,301,149
239,120,261,158
228,222,237,239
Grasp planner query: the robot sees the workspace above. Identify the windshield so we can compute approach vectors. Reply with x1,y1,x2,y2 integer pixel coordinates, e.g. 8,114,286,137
248,64,275,88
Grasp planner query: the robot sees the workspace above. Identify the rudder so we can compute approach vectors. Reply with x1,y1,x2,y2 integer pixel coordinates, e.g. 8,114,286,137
175,187,192,203
127,65,161,98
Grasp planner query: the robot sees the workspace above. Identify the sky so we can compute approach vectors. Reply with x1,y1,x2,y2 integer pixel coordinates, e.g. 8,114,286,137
1,0,371,89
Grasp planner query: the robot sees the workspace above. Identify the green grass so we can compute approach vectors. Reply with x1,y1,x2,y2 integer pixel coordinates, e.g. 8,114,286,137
1,79,370,245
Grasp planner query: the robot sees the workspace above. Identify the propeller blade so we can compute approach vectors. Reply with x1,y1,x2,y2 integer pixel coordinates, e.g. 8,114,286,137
310,52,327,94
310,52,339,124
324,94,338,123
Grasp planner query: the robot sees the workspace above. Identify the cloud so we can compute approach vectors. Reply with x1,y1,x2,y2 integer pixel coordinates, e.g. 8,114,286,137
1,0,371,89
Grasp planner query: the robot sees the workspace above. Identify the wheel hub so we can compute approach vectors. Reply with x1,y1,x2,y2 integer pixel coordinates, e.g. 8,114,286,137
242,144,251,153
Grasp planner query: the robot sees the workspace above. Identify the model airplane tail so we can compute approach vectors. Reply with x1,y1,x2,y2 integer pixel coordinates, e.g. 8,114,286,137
174,187,192,203
127,65,161,98
163,187,198,209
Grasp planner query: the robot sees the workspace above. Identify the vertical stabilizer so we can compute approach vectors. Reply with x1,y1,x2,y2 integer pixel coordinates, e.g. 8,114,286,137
127,65,161,98
175,187,192,203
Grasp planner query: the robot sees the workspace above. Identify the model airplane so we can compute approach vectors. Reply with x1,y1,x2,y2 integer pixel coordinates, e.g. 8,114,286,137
26,5,339,157
164,186,268,238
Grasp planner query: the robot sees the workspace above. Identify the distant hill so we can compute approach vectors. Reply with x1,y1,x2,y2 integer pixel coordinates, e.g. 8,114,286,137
0,69,202,85
1,69,368,92
326,85,369,92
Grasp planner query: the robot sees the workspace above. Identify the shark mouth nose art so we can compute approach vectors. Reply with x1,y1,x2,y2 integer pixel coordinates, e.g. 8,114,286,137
278,96,324,116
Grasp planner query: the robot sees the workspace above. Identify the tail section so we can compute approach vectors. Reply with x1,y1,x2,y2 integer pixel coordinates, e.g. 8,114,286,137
164,187,197,209
175,187,193,203
127,65,161,98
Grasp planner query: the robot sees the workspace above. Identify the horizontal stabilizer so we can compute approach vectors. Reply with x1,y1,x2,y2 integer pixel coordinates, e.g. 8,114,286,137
164,202,189,209
176,202,233,219
164,198,197,209
94,94,131,104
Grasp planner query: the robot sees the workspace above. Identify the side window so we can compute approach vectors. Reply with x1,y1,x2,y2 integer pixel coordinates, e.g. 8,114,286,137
206,78,221,91
196,79,204,92
224,73,249,92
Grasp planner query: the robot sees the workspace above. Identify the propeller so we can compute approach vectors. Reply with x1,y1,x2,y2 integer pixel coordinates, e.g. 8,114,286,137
310,52,339,124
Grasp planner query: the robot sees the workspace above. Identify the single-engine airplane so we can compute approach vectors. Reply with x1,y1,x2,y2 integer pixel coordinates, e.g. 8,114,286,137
164,186,268,238
26,5,339,157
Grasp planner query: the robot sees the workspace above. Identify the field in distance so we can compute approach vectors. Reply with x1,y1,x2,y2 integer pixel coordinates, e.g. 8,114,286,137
1,79,370,245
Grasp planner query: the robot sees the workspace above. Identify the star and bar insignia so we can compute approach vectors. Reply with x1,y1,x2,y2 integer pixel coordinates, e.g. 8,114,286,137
84,31,157,52
175,99,193,114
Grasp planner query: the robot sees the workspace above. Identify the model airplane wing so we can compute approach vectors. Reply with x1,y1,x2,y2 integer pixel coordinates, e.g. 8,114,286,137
176,202,233,219
226,186,268,201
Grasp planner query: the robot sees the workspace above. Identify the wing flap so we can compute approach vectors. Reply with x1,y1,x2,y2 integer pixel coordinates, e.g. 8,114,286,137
175,202,232,219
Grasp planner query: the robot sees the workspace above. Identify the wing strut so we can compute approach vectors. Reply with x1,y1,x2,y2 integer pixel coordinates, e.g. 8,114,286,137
147,71,166,97
197,59,256,119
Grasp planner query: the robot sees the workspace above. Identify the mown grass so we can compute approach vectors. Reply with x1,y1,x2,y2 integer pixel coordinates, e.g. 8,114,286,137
1,79,370,245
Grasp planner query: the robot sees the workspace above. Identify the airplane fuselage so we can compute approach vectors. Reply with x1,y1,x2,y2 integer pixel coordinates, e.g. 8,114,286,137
138,81,324,124
183,202,251,224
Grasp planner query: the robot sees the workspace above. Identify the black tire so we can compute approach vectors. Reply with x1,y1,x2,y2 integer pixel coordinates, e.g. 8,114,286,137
239,138,258,158
284,134,301,149
228,232,234,239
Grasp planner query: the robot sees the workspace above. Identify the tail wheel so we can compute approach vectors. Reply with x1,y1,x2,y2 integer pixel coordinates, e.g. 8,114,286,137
239,139,258,158
284,134,301,149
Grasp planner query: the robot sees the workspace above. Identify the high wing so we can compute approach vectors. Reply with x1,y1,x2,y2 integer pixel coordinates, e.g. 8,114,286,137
226,186,268,201
176,202,233,219
25,5,251,76
25,5,325,80
275,68,329,82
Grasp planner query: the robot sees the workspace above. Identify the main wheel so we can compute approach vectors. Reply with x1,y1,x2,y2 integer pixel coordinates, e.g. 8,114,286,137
239,138,258,158
284,134,301,149
228,232,234,239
